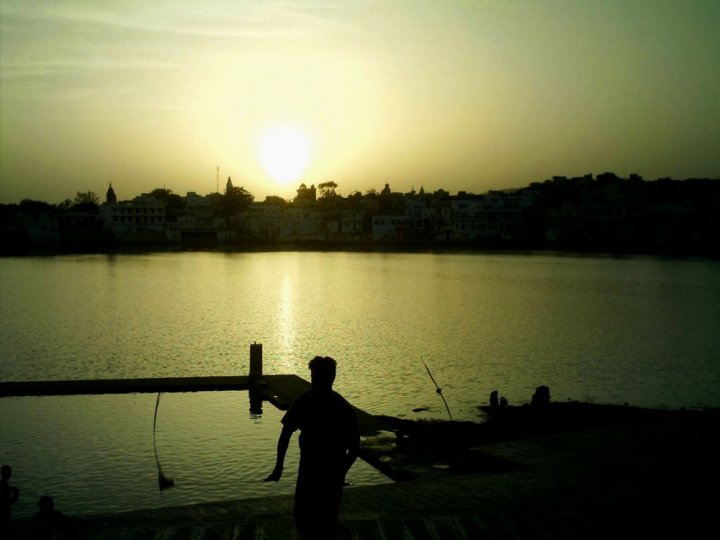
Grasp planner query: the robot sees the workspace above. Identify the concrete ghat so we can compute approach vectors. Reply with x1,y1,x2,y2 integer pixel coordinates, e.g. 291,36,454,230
7,413,719,539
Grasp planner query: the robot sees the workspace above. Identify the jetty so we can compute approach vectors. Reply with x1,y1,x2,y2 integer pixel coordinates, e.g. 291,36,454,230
0,374,385,434
0,344,387,437
0,344,277,400
0,375,255,397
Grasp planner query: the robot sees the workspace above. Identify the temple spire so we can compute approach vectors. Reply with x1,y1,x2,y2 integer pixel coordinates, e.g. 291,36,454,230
106,183,117,204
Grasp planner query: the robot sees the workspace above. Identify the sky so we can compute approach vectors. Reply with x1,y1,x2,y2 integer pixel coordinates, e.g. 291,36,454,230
1,0,719,204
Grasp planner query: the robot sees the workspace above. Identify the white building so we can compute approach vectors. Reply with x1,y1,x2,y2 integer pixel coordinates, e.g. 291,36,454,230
340,210,365,236
100,191,175,242
280,208,326,240
372,215,412,239
245,203,284,239
449,192,535,240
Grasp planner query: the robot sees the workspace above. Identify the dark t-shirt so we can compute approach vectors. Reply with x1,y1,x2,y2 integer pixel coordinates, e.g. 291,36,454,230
282,389,359,464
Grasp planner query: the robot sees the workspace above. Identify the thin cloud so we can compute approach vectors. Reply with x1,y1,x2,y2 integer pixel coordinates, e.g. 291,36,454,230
0,60,177,80
0,1,345,42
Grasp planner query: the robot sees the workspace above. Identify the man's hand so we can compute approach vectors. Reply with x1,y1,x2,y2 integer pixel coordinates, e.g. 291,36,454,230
263,468,282,482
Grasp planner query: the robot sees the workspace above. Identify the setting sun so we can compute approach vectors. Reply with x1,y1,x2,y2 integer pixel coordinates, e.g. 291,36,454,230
259,126,312,185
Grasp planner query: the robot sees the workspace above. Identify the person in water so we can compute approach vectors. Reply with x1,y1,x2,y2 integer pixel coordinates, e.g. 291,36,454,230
265,356,360,540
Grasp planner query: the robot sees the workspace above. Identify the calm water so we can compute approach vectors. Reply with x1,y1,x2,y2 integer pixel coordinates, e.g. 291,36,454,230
2,251,720,516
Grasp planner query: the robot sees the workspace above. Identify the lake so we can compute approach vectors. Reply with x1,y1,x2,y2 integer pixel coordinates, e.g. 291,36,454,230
1,251,719,516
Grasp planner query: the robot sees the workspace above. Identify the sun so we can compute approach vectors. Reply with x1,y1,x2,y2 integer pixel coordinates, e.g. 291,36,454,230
259,126,312,185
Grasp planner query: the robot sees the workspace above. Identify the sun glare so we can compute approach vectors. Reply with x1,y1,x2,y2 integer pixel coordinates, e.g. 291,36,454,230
259,126,311,185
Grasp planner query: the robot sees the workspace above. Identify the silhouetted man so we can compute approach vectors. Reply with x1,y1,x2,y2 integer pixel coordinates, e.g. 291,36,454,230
265,356,360,540
1,464,20,526
30,495,68,539
34,496,67,522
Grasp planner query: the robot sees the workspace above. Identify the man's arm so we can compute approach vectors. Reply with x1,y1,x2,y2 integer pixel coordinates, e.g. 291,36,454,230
264,424,293,482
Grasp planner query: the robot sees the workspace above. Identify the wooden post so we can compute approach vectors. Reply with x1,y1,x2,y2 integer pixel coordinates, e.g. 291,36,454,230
249,342,263,377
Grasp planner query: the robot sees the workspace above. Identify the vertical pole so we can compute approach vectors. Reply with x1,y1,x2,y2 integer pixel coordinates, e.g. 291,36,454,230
249,342,264,416
249,342,263,377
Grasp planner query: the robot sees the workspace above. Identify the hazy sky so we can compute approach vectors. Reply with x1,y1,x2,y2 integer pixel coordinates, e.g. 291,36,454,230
1,0,719,203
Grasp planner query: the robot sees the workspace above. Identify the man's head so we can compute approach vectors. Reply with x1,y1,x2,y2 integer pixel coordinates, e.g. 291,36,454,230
309,356,336,390
1,464,11,480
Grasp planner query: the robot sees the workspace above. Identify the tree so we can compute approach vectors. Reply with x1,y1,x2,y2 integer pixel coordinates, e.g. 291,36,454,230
318,181,338,200
74,191,100,206
294,183,316,204
20,199,54,212
264,195,288,206
317,181,340,210
150,188,185,211
73,191,100,213
214,186,254,217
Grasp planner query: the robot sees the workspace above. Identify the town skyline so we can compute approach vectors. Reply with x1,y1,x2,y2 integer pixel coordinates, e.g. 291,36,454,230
4,170,719,207
3,172,718,257
2,1,719,205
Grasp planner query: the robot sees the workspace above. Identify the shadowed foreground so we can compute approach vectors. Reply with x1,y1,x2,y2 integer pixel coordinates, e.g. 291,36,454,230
8,409,718,539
